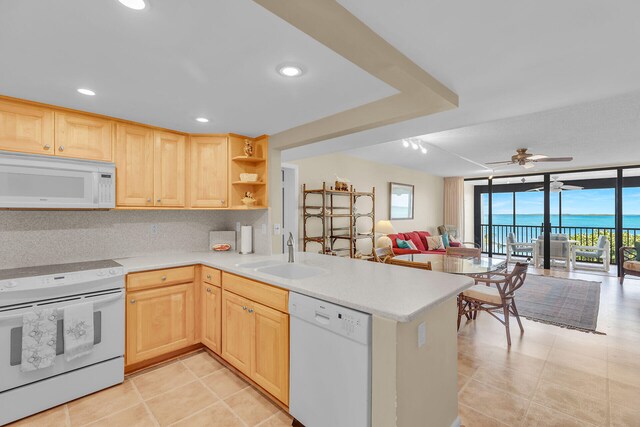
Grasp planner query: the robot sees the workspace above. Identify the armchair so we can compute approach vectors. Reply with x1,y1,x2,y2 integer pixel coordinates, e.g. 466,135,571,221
534,234,571,271
572,235,610,272
620,246,640,284
506,232,534,264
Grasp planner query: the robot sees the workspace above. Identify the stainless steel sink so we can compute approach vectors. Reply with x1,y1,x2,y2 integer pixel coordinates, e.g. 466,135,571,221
256,263,327,280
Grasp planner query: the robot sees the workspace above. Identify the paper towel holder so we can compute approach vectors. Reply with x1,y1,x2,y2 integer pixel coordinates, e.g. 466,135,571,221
239,225,254,255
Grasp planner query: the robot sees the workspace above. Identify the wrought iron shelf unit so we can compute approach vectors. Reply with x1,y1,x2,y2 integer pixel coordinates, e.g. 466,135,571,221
302,182,375,259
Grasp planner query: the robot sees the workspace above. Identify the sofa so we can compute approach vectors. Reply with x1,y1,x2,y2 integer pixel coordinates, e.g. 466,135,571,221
387,231,461,255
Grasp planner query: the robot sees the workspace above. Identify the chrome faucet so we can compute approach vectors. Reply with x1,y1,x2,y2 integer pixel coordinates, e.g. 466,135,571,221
287,232,296,263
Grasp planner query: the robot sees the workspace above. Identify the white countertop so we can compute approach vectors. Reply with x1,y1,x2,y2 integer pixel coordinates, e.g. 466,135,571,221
115,251,474,323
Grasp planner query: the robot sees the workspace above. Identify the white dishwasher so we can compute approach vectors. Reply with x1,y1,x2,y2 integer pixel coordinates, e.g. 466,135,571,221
289,292,371,427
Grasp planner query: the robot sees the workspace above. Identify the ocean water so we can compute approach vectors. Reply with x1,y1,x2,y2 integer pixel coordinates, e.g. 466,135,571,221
484,214,640,229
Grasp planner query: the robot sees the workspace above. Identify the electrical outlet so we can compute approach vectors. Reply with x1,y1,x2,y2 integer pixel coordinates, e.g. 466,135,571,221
273,223,281,235
418,322,426,348
151,224,159,237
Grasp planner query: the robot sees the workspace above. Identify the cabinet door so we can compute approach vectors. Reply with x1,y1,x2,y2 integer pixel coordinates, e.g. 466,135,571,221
221,291,252,375
0,99,54,155
126,283,195,365
201,282,221,354
190,136,228,208
251,302,289,404
116,124,154,207
154,131,186,207
54,112,113,161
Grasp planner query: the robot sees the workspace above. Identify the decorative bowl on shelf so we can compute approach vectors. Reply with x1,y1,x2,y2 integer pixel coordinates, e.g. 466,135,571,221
240,173,258,182
242,197,257,207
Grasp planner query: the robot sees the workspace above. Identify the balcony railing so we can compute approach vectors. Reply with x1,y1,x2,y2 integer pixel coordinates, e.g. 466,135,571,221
479,224,640,264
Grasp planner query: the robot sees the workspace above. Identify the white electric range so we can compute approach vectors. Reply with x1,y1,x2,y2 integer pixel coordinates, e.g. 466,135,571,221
0,260,125,425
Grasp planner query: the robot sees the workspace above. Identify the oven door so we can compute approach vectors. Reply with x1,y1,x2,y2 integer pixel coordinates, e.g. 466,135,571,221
0,289,124,393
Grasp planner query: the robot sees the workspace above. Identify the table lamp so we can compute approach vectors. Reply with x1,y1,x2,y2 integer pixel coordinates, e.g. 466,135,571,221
375,220,396,248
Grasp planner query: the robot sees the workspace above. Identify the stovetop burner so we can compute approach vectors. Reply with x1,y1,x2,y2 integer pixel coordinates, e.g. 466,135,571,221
0,259,122,281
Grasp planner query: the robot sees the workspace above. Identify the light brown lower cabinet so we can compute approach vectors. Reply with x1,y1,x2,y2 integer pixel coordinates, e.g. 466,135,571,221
222,289,289,404
201,282,222,354
126,282,196,365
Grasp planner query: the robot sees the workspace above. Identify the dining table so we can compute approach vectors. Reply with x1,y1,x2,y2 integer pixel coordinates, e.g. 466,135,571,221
393,253,507,276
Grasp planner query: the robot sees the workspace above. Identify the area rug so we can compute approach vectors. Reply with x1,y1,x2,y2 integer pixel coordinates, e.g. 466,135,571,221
515,274,603,333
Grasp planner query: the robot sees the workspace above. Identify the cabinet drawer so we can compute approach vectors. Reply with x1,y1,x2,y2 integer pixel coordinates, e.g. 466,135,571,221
202,266,221,287
222,272,288,313
127,266,195,291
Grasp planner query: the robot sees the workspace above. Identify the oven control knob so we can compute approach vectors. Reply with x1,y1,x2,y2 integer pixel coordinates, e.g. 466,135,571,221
4,281,18,288
109,269,116,276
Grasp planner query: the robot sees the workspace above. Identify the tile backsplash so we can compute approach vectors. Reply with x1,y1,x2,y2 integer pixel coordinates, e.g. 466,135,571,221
0,209,271,269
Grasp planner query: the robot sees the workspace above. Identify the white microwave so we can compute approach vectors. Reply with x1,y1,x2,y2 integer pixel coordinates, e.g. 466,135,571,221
0,152,115,209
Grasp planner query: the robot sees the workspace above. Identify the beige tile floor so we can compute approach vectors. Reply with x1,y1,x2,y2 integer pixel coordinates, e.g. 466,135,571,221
10,265,640,427
9,351,293,427
458,265,640,427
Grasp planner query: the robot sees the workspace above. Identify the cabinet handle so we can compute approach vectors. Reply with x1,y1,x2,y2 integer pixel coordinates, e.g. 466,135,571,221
242,306,247,310
147,198,151,203
206,274,212,279
221,200,225,204
161,276,167,281
130,299,136,304
43,144,50,150
58,146,64,152
248,308,254,314
157,199,161,203
206,287,212,293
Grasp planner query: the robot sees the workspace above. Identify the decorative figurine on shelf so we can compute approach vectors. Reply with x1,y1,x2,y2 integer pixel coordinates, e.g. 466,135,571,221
335,175,350,191
243,139,254,157
242,191,257,207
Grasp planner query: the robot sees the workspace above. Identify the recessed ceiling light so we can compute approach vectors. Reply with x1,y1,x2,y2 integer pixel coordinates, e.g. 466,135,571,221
77,88,95,96
118,0,146,10
277,64,303,77
195,117,209,123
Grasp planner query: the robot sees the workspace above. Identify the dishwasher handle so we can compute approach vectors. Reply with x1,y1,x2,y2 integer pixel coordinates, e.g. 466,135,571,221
314,312,331,325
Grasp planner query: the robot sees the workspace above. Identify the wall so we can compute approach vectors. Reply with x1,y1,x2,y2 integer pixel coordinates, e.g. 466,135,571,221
0,209,270,269
372,298,459,427
291,153,444,253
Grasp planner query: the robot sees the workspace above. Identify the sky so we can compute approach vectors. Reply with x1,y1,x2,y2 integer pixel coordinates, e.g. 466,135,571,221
483,187,640,215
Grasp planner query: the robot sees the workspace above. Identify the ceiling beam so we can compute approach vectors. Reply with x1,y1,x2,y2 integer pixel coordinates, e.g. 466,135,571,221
253,0,458,150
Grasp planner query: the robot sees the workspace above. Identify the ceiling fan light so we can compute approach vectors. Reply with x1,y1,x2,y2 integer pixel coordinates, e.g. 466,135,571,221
420,147,427,154
402,139,409,148
410,142,418,150
523,163,535,169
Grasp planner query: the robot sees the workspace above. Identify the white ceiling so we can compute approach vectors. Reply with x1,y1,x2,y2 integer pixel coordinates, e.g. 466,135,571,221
0,0,395,135
344,91,640,177
284,0,640,175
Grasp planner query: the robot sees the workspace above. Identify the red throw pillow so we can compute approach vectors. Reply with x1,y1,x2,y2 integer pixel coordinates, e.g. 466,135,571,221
387,233,402,248
449,240,462,247
404,231,426,251
416,231,431,249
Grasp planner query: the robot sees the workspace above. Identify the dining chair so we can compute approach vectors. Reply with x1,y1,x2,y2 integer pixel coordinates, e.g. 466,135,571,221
620,246,640,284
446,246,481,260
457,262,528,346
534,234,570,270
387,257,432,270
373,246,394,263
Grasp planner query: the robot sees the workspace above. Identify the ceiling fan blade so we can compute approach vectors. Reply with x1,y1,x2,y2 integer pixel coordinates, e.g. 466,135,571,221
485,161,514,165
561,185,583,190
528,154,548,160
522,163,536,169
534,157,573,162
526,187,543,192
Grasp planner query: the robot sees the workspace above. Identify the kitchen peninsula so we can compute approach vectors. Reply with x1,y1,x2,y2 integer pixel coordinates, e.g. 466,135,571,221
116,250,472,427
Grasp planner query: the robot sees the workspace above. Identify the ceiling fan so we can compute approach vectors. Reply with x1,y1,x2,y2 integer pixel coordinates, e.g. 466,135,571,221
526,176,583,193
486,148,573,169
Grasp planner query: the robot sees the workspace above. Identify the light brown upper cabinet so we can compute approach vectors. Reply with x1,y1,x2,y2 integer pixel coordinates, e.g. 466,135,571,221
0,99,54,155
116,124,154,207
54,112,113,161
154,131,186,207
190,136,228,208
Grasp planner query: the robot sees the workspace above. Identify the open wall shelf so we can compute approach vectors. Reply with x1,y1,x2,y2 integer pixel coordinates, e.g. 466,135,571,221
229,135,268,208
